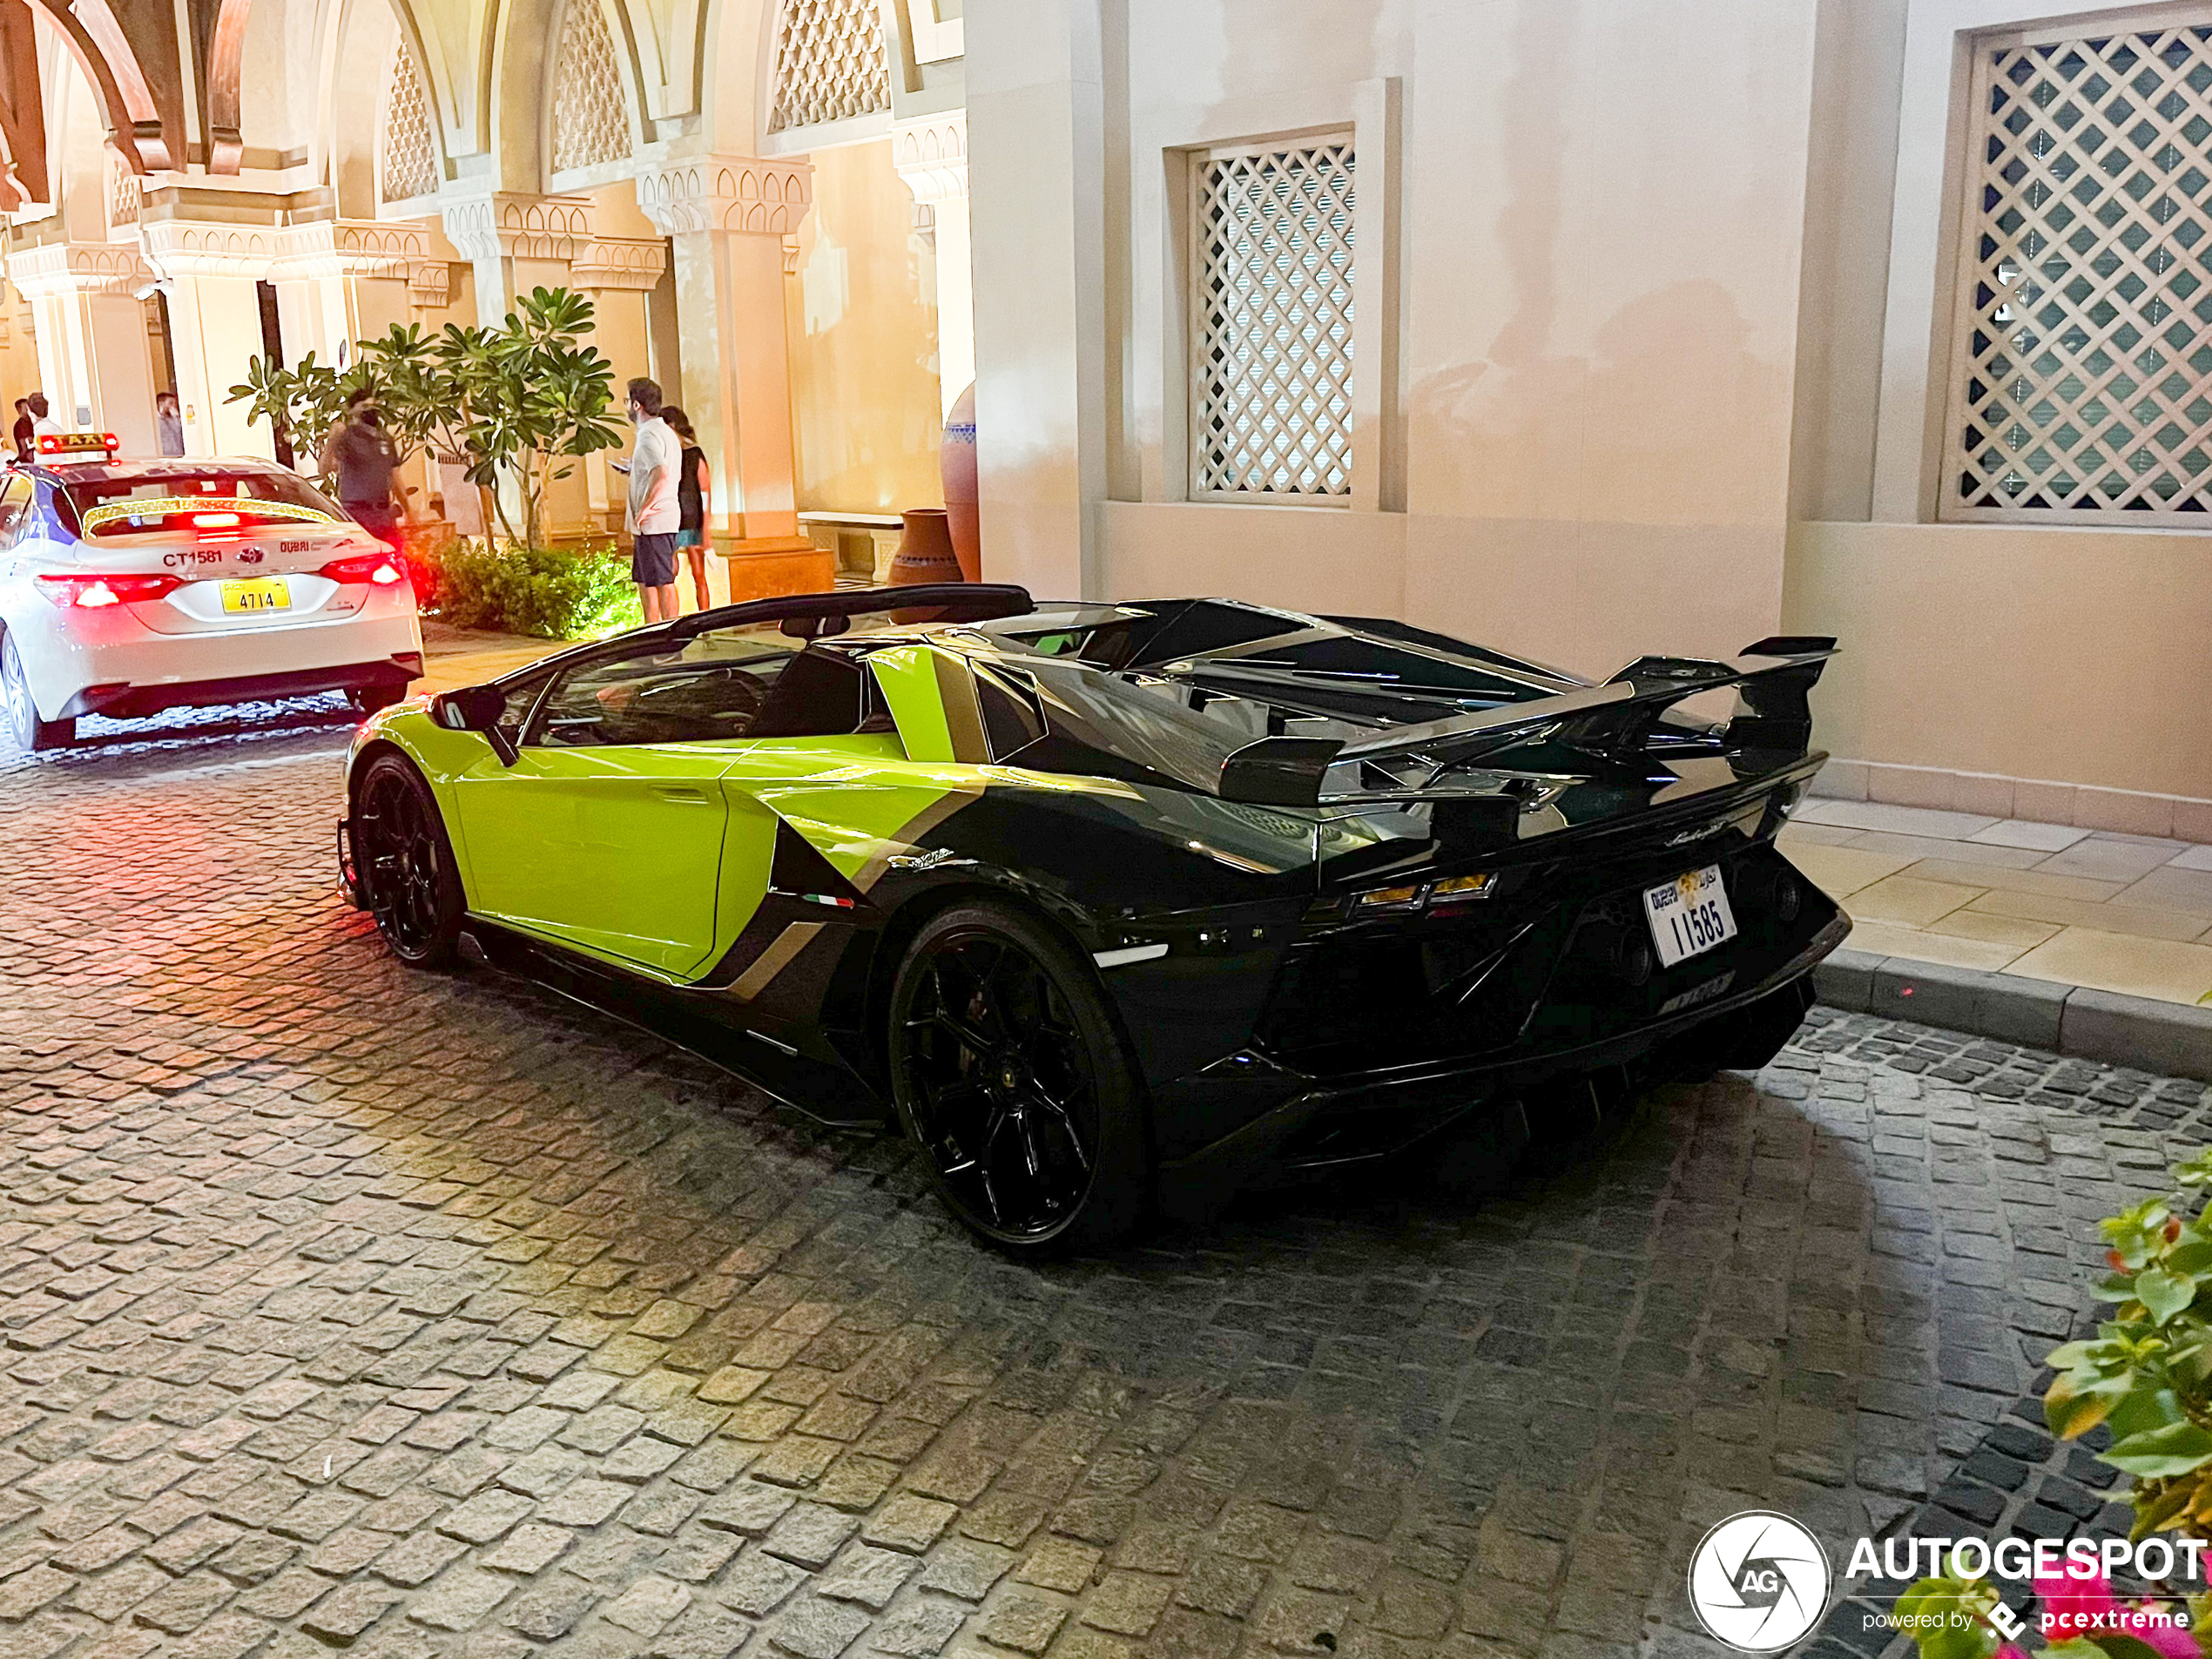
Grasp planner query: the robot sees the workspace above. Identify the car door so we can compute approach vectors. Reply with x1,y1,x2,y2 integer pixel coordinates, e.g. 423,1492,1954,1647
448,633,796,978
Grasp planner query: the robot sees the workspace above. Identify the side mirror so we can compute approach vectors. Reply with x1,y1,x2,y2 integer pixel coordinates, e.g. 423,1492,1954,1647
432,684,517,764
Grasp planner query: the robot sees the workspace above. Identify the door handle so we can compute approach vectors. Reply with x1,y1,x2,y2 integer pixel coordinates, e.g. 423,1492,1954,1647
651,785,712,805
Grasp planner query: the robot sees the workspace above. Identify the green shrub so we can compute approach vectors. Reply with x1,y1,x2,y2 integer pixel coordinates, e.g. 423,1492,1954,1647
410,539,640,640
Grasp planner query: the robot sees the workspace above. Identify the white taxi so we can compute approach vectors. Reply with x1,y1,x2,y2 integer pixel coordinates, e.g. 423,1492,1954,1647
0,434,422,752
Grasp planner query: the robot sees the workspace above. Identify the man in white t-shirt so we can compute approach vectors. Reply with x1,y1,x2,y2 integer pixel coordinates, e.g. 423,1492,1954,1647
26,394,63,441
622,378,682,624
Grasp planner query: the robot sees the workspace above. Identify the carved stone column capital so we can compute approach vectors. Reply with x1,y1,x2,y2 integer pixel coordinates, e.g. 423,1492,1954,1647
634,155,813,237
569,236,666,292
440,192,592,265
269,219,434,282
409,261,455,310
139,219,277,280
5,239,156,298
891,111,967,209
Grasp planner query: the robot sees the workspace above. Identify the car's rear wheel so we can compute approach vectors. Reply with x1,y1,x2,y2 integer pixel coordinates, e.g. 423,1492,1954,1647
355,754,463,968
888,900,1148,1251
1,634,74,752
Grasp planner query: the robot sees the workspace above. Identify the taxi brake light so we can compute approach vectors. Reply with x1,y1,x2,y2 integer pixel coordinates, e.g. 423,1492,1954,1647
35,572,182,608
192,512,240,529
319,548,406,586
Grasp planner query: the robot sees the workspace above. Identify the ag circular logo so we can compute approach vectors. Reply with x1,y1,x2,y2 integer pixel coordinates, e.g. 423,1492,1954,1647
1687,1511,1831,1652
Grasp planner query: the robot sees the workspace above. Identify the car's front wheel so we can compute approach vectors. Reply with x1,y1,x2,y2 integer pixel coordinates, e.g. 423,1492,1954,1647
354,754,464,968
1,633,74,753
888,900,1149,1251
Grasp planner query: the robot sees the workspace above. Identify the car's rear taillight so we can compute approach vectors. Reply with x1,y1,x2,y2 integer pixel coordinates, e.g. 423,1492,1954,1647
320,549,405,586
35,572,182,608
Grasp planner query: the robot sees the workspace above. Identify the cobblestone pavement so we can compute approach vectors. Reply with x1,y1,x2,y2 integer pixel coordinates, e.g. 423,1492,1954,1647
1,722,2209,1659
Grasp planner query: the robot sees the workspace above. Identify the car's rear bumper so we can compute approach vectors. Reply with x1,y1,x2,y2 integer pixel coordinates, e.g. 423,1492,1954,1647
1150,906,1848,1217
14,598,421,720
60,652,423,719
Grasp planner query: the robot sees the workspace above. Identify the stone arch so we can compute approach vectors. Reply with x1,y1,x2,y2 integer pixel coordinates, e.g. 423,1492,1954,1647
21,0,173,172
697,0,770,153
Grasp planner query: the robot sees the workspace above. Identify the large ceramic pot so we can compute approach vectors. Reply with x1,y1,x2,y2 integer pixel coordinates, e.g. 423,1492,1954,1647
887,508,963,621
941,382,980,581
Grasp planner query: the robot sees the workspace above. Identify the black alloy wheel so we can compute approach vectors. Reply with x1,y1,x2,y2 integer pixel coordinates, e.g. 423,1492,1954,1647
354,754,463,968
2,633,74,752
888,900,1148,1251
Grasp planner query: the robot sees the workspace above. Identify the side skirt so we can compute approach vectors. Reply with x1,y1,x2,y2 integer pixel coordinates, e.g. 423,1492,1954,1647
458,920,894,1130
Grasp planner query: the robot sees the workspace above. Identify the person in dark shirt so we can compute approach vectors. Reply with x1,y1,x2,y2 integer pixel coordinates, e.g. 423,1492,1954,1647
661,405,712,613
327,388,408,545
10,399,32,463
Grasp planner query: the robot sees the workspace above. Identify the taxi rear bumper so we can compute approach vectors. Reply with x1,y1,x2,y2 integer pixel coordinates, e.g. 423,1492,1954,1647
58,651,423,718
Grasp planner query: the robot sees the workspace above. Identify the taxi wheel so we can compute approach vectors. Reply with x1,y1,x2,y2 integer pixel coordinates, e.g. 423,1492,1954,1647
355,754,463,968
1,634,73,753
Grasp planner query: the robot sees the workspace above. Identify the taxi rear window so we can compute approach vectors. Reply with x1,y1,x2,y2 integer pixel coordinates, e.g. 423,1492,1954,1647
61,473,343,537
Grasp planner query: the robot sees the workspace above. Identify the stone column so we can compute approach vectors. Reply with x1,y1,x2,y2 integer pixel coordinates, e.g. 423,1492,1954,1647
965,0,1109,597
441,191,592,321
268,219,435,369
894,111,973,419
570,237,668,538
5,241,162,455
636,155,826,583
439,192,597,540
139,219,282,460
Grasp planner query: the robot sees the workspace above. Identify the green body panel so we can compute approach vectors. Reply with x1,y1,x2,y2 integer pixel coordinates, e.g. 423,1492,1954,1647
867,647,959,763
721,736,980,893
441,737,749,977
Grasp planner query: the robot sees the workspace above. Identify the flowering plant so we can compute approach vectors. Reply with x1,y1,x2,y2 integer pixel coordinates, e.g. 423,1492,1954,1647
1892,1565,2201,1659
1894,1149,2212,1657
2045,1150,2212,1536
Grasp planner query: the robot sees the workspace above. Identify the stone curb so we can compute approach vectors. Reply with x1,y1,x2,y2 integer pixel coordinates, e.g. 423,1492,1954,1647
1813,947,2212,1081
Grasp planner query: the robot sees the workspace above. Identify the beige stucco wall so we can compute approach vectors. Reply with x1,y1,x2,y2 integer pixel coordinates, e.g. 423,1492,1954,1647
1785,521,2212,799
785,140,945,516
973,0,1829,677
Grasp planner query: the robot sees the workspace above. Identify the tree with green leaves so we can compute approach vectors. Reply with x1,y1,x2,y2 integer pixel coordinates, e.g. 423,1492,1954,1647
226,287,621,551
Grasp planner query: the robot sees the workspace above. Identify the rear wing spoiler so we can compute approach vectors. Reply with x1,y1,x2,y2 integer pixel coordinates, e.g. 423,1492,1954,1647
1218,635,1838,807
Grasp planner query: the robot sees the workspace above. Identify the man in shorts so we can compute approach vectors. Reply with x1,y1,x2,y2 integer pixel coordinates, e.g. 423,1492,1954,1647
623,378,681,624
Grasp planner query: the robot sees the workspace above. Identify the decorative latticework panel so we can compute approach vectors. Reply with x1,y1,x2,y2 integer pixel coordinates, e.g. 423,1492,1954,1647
1951,20,2212,518
381,47,438,205
1190,138,1356,500
550,0,631,174
767,0,889,133
108,156,139,229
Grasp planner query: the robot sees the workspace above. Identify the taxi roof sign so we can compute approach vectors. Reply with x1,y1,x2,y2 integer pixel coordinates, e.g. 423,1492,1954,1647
37,432,120,462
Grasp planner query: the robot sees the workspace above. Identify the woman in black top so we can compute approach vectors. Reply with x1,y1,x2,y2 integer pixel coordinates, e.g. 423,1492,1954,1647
661,405,712,614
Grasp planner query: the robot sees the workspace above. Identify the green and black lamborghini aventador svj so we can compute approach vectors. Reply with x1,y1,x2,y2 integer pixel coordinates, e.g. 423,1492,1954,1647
338,583,1849,1251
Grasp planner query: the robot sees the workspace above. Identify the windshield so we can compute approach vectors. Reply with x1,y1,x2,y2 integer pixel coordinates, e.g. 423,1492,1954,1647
61,472,345,537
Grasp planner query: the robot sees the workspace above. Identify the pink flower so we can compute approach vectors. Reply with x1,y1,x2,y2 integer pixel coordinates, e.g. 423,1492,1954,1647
2036,1566,2121,1631
1995,1647,2031,1659
2133,1611,2203,1659
2033,1568,2202,1658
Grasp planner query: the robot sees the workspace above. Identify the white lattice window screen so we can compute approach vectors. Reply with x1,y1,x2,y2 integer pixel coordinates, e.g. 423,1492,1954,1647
550,0,631,174
1190,139,1356,501
381,47,438,205
768,0,889,133
1949,19,2212,519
